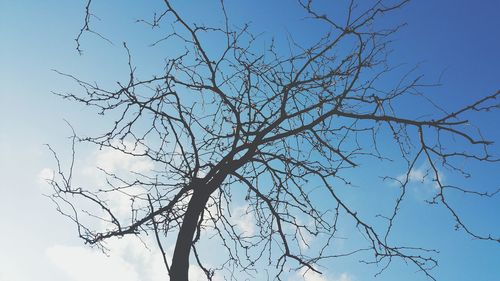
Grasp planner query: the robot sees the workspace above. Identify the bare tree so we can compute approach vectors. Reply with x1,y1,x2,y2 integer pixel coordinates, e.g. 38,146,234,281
47,0,499,280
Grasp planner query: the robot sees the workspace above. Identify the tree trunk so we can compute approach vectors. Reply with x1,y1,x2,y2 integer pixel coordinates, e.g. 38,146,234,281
169,187,210,281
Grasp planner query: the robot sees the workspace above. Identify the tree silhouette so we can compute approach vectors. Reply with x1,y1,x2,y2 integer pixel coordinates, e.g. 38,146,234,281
47,1,499,280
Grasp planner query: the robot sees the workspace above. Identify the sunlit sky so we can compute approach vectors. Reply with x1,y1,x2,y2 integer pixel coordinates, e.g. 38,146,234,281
1,1,499,281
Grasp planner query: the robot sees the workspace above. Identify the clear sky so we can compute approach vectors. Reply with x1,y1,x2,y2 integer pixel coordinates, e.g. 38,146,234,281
1,1,499,281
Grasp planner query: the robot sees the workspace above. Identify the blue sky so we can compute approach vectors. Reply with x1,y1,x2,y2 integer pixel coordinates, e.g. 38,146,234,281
1,1,499,281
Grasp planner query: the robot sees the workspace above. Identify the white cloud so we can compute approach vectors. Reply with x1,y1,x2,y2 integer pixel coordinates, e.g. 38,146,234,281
46,236,169,281
290,268,355,281
232,204,255,236
300,268,329,281
334,273,355,281
78,140,155,188
37,167,54,184
93,142,154,174
77,141,155,224
37,167,55,193
46,244,141,281
395,164,444,190
106,186,147,220
396,167,426,184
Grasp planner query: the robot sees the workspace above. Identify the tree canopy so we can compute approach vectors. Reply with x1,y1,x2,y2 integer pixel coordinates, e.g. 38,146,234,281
47,1,499,280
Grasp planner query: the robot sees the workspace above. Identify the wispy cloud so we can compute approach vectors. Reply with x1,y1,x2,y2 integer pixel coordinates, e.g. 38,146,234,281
394,164,444,189
232,204,255,236
334,273,355,281
396,167,427,183
91,140,154,174
290,268,355,281
37,167,55,193
46,244,141,281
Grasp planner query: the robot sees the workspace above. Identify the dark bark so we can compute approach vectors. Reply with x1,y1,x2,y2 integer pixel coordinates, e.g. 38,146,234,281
169,186,211,281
